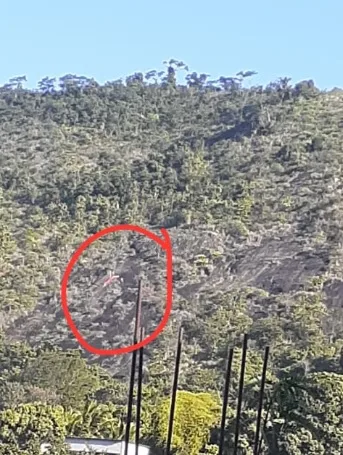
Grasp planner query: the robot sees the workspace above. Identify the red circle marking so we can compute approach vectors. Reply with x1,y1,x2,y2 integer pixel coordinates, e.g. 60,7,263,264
60,225,173,356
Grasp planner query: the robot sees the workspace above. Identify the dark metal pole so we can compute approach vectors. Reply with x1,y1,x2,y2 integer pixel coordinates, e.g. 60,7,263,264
233,334,248,455
253,346,270,455
124,348,137,455
134,278,143,341
218,347,234,455
135,327,145,455
124,279,143,455
166,326,183,455
257,390,273,455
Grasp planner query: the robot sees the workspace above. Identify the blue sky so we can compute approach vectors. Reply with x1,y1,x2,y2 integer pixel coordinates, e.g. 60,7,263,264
2,0,342,90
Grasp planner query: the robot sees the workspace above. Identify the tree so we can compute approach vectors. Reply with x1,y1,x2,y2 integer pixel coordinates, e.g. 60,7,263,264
37,77,56,94
0,404,66,454
19,350,101,409
154,391,221,455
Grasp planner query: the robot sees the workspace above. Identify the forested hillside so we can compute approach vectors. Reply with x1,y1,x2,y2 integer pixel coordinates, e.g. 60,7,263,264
1,60,343,454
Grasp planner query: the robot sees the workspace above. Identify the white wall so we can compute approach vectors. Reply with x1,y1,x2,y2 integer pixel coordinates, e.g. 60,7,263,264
41,438,150,455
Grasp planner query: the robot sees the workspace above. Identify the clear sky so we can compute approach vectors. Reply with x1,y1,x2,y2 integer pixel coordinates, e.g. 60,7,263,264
2,0,342,90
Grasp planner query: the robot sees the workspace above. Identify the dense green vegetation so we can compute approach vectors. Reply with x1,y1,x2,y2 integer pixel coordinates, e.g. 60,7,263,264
1,60,343,453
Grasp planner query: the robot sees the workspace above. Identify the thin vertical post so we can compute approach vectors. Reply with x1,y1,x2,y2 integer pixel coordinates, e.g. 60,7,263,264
135,327,145,455
233,334,248,455
124,279,143,455
218,347,234,455
166,326,183,455
257,398,272,455
253,346,270,455
134,278,143,341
